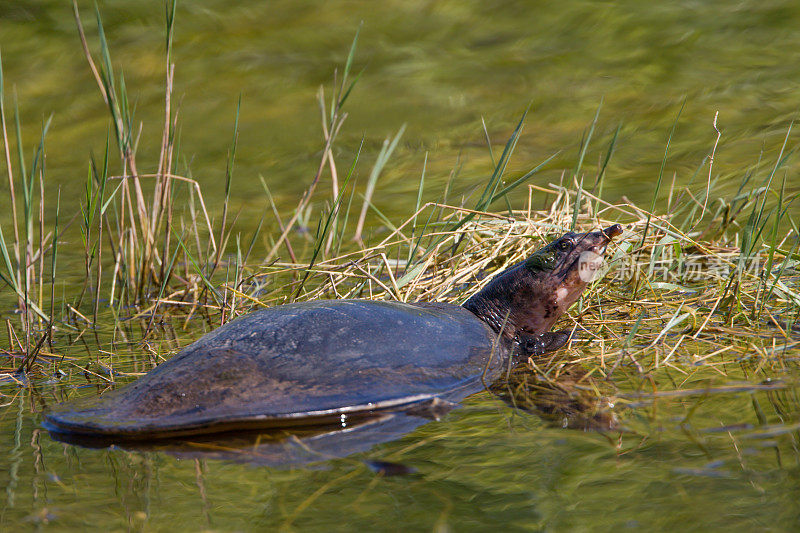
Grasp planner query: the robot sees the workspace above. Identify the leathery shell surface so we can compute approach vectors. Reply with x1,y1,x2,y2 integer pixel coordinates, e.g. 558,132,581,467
44,300,502,439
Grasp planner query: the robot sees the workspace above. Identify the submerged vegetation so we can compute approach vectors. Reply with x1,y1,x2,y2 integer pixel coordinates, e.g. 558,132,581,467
1,2,799,441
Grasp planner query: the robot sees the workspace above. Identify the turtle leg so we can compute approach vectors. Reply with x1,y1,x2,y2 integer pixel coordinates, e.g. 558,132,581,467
515,330,571,357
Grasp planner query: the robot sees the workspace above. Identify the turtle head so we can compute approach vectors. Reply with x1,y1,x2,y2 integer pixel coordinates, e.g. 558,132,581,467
463,224,623,338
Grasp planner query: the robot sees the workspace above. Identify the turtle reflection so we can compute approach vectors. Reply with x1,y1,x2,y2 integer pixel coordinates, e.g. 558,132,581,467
491,362,618,431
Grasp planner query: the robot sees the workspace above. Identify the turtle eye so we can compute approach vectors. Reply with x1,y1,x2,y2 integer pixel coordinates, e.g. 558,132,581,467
557,239,572,252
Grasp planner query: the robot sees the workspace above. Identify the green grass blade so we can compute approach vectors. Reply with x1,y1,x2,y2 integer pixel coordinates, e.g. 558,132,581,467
573,99,602,186
295,146,360,297
640,98,685,248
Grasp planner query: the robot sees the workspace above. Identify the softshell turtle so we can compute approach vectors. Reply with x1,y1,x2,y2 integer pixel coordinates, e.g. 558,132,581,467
44,225,622,440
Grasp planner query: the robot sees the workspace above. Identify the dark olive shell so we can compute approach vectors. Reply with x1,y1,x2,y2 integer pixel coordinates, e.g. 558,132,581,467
44,300,504,439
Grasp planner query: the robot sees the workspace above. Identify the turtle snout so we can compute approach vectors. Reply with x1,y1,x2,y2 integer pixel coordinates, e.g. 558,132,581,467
602,224,623,241
592,224,623,247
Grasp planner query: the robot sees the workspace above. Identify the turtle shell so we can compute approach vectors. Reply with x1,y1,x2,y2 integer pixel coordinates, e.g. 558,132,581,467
44,300,504,439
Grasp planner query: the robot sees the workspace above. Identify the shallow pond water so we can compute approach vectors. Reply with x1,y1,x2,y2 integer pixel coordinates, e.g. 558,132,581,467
3,0,800,531
3,0,800,220
4,359,800,530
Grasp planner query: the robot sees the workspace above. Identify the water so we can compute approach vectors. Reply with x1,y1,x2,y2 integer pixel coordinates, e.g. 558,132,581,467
3,0,800,217
4,374,800,530
3,0,800,530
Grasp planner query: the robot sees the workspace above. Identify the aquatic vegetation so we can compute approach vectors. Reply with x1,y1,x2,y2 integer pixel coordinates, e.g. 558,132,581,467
0,0,798,415
1,1,800,529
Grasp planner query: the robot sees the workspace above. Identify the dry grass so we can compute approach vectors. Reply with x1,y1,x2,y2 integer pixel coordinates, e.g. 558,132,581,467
13,177,796,429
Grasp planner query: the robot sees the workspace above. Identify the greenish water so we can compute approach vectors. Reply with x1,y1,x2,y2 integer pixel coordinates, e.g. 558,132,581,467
3,0,800,530
3,0,800,217
5,366,800,530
